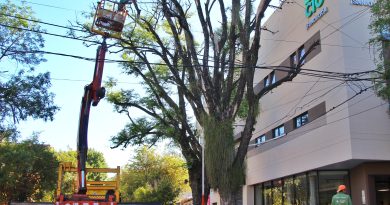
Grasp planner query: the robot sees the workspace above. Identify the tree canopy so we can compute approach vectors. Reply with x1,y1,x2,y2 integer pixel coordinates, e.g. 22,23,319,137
120,146,189,204
370,0,390,101
0,0,59,141
0,137,58,202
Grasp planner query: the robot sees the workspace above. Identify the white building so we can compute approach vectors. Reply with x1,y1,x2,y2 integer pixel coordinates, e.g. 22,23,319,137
212,1,390,205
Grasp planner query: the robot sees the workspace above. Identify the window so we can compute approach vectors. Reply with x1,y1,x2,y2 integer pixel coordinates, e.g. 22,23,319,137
295,112,309,128
255,135,266,146
264,76,270,87
318,171,349,205
295,173,309,205
272,180,283,205
270,71,276,84
290,53,297,67
298,46,306,65
283,177,295,205
254,184,263,205
255,170,350,205
273,125,285,138
264,181,273,205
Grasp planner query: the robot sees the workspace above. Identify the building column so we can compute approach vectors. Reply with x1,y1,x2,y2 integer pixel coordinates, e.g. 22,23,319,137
309,175,317,205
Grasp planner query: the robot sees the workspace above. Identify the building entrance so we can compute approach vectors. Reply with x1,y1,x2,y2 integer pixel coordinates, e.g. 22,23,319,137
375,175,390,205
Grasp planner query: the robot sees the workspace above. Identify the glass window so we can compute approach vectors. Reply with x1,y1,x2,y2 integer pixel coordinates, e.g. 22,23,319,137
318,171,349,205
264,76,270,87
295,112,309,128
283,177,295,205
273,180,283,205
290,53,297,67
264,181,273,205
273,125,285,138
295,173,308,205
270,71,276,84
298,46,306,65
256,135,266,146
254,184,263,205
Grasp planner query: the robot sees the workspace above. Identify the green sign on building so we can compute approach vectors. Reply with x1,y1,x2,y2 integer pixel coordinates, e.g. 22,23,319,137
305,0,325,17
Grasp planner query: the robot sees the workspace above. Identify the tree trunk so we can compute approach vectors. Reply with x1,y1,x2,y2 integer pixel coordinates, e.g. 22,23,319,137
220,189,242,205
188,163,209,205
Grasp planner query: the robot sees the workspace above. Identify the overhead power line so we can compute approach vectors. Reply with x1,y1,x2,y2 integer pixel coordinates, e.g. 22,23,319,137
0,12,86,33
251,84,377,137
20,0,80,12
2,46,382,82
0,22,99,44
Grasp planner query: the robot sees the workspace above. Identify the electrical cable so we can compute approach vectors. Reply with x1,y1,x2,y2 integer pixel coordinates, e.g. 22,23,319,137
0,12,86,33
251,84,376,137
294,1,368,47
20,0,78,11
0,22,99,44
2,45,382,83
260,83,349,113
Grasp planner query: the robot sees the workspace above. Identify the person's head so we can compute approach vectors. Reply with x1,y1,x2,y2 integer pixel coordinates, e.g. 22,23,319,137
337,184,346,193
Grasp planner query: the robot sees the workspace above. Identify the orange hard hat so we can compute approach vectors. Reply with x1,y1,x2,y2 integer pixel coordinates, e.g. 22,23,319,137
337,185,346,192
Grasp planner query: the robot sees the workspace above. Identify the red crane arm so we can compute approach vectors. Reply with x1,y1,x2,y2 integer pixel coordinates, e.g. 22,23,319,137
76,39,107,194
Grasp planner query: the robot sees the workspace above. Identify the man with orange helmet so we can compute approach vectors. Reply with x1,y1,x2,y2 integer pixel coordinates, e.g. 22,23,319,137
331,185,352,205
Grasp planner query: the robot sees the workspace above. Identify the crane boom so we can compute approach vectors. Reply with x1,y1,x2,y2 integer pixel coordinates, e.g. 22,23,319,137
77,38,107,194
55,1,128,203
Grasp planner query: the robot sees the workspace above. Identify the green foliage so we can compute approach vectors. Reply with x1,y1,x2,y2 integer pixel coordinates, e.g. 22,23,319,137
120,147,189,204
0,71,59,133
55,149,109,196
106,77,182,148
236,97,249,119
370,0,390,100
202,115,245,198
0,0,46,65
0,137,58,202
0,1,59,141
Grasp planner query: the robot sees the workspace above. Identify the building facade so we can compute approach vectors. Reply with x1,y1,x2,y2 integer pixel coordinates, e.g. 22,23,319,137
224,1,390,205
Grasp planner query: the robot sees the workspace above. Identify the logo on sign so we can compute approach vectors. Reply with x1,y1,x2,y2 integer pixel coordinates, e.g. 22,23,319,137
305,0,325,17
351,0,375,6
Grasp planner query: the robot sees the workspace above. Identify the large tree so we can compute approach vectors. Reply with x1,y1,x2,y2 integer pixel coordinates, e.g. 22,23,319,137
370,0,390,103
0,137,58,202
120,146,189,204
104,1,315,204
0,0,59,141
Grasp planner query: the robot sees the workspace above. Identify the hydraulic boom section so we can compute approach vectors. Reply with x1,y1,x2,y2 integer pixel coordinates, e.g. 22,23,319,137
55,0,132,203
77,38,107,194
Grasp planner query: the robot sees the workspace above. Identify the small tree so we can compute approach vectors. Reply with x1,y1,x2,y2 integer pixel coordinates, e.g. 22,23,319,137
120,146,190,204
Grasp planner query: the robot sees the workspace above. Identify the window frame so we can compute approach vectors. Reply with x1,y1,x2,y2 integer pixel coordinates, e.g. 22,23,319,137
295,112,309,129
273,125,285,138
255,135,266,146
290,52,297,67
264,75,270,87
270,71,276,84
298,46,306,65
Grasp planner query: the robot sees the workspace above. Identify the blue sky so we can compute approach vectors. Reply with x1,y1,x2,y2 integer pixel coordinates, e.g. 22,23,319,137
8,0,136,167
